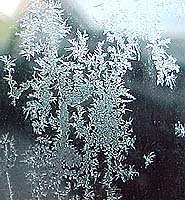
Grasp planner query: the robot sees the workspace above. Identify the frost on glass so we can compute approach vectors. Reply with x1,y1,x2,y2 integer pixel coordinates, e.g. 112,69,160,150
93,0,181,89
0,133,17,200
0,0,183,199
175,121,185,138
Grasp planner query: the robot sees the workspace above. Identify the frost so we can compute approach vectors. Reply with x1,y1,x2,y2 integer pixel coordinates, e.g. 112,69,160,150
175,121,185,138
146,37,180,89
0,55,31,106
0,0,182,199
143,152,156,168
1,0,139,197
0,133,17,200
16,0,70,60
94,0,182,89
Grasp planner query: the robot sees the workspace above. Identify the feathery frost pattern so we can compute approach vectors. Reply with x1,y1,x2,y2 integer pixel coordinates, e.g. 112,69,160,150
95,0,181,89
0,0,183,199
0,133,17,200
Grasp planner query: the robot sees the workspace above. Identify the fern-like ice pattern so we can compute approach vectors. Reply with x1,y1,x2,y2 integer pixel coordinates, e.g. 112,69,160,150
0,0,183,199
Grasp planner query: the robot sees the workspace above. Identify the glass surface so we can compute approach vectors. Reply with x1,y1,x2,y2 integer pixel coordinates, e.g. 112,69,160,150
0,0,184,199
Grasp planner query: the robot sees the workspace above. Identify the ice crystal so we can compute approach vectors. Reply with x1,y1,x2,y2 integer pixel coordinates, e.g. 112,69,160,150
0,133,17,200
175,121,185,138
16,0,70,60
0,0,182,199
94,0,182,89
143,152,156,168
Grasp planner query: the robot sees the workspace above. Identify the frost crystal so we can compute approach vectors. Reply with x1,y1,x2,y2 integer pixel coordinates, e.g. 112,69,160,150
94,0,182,89
0,133,17,200
0,0,183,199
175,121,185,138
143,152,156,168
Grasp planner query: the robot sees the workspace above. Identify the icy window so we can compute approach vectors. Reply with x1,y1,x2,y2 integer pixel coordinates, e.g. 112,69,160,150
0,0,184,199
